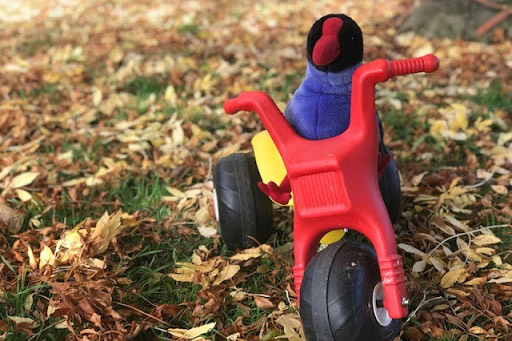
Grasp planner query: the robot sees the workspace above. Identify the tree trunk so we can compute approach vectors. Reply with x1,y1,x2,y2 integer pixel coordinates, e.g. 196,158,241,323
400,0,512,42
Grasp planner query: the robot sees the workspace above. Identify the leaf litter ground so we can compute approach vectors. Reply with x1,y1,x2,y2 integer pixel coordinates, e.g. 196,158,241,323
0,0,512,340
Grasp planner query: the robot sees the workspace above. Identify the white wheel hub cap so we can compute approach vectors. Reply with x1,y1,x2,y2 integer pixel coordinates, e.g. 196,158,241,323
213,189,220,222
372,282,392,327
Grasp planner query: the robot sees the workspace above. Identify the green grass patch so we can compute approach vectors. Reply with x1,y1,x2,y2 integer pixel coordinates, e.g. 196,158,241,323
123,76,168,99
473,81,512,113
107,174,171,219
28,83,64,104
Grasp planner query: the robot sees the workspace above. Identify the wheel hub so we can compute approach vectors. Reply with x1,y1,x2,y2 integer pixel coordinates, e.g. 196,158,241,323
372,282,392,327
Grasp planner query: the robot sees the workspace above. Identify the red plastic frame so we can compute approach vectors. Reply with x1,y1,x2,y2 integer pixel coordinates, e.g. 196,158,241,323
224,54,439,319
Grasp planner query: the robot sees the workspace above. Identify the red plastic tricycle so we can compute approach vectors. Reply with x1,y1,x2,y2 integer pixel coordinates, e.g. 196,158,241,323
213,54,439,340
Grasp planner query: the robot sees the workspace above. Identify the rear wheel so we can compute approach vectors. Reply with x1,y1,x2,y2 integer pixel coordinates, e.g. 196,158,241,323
213,153,273,250
300,241,401,341
378,116,401,224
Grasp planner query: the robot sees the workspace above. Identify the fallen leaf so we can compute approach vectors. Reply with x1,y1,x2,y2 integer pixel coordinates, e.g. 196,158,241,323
198,226,217,238
168,322,216,339
440,268,466,288
254,296,274,309
0,201,23,232
412,259,427,272
90,211,129,255
39,245,55,269
398,243,426,256
213,264,240,285
473,234,501,246
15,189,32,202
9,172,39,189
230,244,272,261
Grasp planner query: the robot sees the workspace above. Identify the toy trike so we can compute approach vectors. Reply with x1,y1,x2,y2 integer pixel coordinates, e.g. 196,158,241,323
213,54,439,340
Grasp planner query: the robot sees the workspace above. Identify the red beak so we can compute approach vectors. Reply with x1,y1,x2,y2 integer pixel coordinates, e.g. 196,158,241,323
312,17,344,66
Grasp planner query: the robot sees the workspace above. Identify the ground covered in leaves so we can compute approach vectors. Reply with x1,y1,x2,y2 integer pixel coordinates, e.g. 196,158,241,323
0,0,512,340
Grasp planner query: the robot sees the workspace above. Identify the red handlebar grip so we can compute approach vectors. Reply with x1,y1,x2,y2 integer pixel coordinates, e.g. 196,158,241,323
223,97,240,115
390,54,439,76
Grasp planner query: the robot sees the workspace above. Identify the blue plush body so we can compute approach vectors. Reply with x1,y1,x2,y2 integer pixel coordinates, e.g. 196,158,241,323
284,61,361,140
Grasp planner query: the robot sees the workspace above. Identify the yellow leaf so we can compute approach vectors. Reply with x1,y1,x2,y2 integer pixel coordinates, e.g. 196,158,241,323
468,326,487,334
26,243,37,270
227,333,241,341
230,245,272,261
24,293,34,312
491,185,508,195
488,278,512,284
9,172,39,189
164,85,177,106
473,235,501,246
168,322,216,339
39,246,55,269
430,257,445,273
194,205,209,223
476,247,496,256
213,264,240,285
92,88,102,106
8,316,36,328
166,186,185,198
169,273,194,282
492,255,503,266
90,211,125,255
55,227,84,263
440,268,466,288
15,189,32,202
197,226,217,238
276,314,304,341
411,172,428,186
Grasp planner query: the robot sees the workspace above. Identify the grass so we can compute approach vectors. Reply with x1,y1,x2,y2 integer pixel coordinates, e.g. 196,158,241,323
0,269,68,341
473,81,512,113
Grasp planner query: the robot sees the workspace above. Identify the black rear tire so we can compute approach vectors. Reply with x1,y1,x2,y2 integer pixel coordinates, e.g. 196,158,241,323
378,115,401,224
213,153,273,250
300,241,401,341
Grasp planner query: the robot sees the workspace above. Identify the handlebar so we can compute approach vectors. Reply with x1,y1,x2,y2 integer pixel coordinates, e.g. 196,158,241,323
223,54,439,151
389,54,439,77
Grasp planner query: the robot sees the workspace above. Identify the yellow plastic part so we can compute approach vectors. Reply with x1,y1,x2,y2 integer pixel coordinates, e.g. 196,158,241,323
252,130,293,206
251,130,344,244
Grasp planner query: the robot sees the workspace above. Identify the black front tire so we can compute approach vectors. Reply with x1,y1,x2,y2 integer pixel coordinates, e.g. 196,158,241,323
300,241,401,341
213,153,273,250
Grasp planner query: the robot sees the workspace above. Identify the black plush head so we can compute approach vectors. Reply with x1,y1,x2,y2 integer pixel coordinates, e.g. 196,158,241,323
307,14,363,73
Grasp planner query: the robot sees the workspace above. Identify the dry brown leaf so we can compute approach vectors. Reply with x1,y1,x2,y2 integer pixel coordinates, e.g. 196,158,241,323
397,243,426,256
254,296,274,309
0,201,23,232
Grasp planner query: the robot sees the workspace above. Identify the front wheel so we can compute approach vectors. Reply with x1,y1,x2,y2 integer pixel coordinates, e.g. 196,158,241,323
300,241,401,341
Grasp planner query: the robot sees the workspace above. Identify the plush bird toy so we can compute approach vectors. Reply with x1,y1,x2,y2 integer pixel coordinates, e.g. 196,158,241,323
259,14,391,205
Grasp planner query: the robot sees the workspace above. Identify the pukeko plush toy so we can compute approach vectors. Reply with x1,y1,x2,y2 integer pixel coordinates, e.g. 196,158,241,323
259,14,392,205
